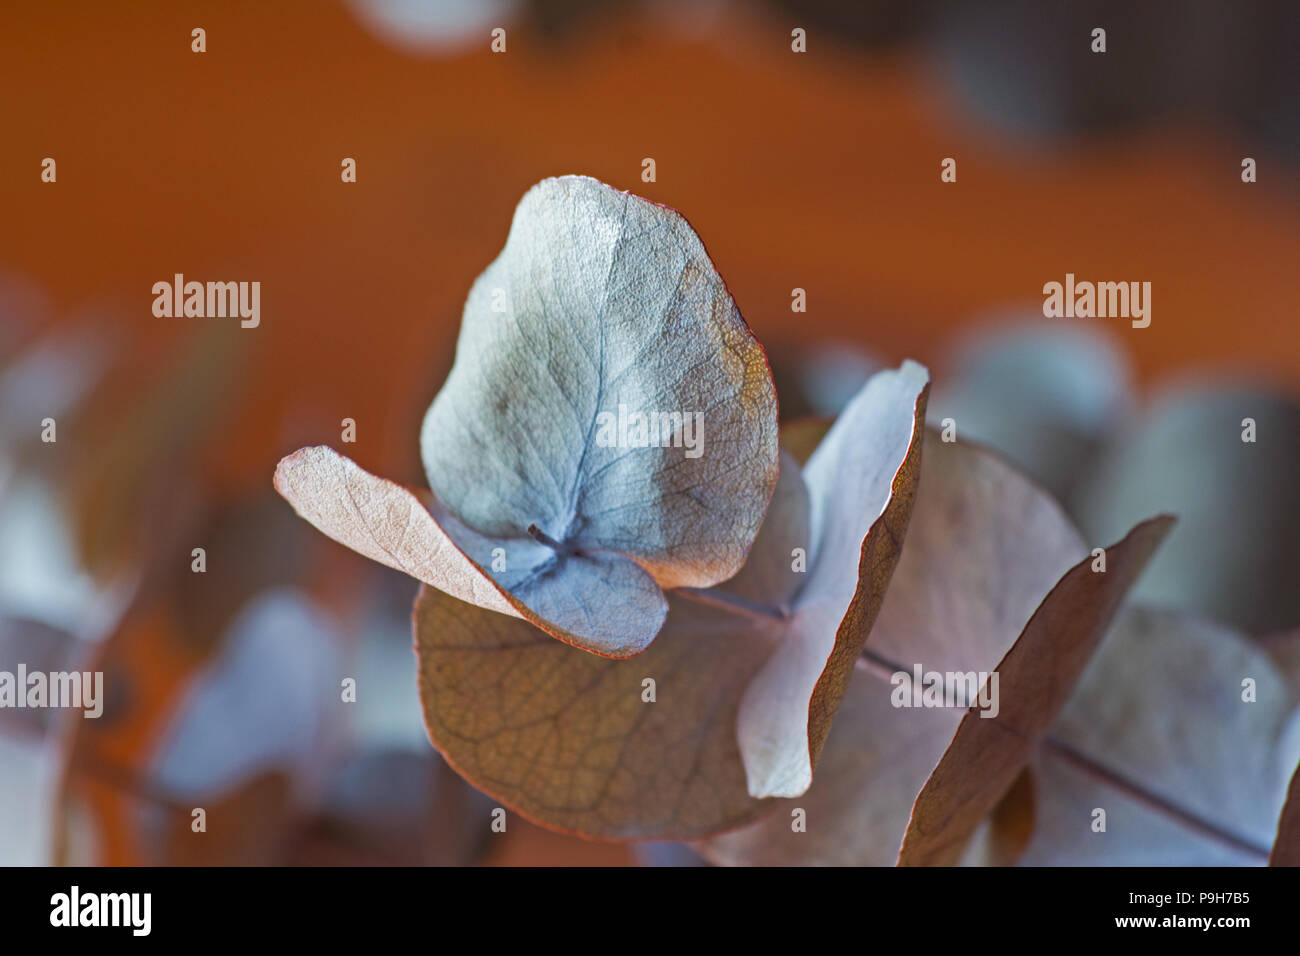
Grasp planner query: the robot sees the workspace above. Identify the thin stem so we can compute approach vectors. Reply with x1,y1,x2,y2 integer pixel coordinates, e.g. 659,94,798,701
674,586,789,622
1040,736,1270,861
527,523,572,555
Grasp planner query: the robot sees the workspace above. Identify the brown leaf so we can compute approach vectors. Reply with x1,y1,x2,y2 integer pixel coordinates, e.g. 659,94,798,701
699,436,1168,865
413,363,928,838
899,515,1173,864
415,586,771,839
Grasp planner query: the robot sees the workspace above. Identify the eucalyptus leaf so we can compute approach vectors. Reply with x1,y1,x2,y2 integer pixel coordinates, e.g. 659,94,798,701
276,176,778,658
413,362,928,838
1019,605,1300,866
698,435,1169,865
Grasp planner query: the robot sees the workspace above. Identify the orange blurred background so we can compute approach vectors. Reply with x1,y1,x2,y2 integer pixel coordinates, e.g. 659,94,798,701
6,0,1298,491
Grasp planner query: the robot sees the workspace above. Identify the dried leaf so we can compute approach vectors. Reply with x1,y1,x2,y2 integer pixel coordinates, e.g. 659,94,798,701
416,588,767,839
277,176,778,657
1020,605,1300,865
898,515,1172,864
736,361,929,797
699,435,1168,865
414,362,928,838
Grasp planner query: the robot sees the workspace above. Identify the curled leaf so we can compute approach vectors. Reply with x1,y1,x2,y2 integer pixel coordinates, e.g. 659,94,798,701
414,362,928,838
277,176,779,657
735,360,928,797
274,447,526,620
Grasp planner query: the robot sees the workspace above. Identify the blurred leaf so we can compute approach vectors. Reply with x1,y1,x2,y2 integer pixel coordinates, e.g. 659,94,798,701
791,340,884,418
170,496,309,655
0,324,113,455
0,617,77,735
938,0,1299,158
68,323,245,582
633,840,710,867
0,733,58,865
57,586,344,865
766,0,934,50
0,477,105,635
414,363,927,838
293,749,492,866
1071,384,1300,635
148,589,342,806
0,617,76,865
345,0,522,54
928,321,1132,503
